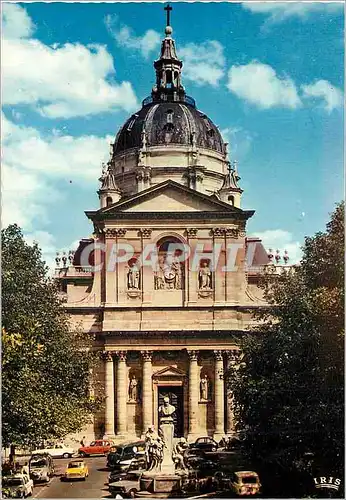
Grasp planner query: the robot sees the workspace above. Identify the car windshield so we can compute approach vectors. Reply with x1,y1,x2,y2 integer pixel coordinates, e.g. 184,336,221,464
241,476,258,484
30,459,47,468
4,478,23,486
110,447,123,457
68,463,82,468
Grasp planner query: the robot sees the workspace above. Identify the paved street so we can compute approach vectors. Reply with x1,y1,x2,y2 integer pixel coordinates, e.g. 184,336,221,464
32,457,110,499
27,451,247,498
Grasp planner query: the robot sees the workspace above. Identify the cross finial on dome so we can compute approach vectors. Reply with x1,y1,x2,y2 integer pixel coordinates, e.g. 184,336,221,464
164,4,172,27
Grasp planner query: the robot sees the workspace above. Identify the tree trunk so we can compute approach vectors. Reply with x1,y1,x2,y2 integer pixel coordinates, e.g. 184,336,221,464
9,444,16,467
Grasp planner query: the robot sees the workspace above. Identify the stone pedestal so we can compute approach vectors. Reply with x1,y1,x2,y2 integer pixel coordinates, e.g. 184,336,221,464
159,420,175,475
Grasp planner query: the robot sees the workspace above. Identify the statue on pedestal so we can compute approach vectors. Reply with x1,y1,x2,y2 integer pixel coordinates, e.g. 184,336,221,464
127,261,140,290
200,374,210,401
128,374,138,401
158,397,176,474
198,261,212,290
145,426,164,472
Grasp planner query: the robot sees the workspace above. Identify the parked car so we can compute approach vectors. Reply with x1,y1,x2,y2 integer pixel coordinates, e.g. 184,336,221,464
62,461,89,481
190,437,218,452
31,444,75,459
78,440,114,457
108,456,147,484
109,471,142,498
29,454,55,483
2,474,34,498
229,471,261,496
107,441,146,471
213,470,233,491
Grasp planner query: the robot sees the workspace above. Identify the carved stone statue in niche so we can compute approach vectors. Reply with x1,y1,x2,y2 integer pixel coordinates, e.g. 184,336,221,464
127,260,140,290
198,261,212,290
200,374,210,401
154,254,183,290
128,374,139,401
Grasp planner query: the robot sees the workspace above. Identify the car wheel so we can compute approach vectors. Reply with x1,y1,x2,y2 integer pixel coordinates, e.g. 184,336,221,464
79,451,87,457
211,447,217,452
128,488,138,498
62,453,70,459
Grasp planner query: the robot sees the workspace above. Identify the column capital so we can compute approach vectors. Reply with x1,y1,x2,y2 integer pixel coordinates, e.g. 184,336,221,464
187,350,199,361
138,228,152,239
185,228,198,238
105,228,127,238
102,350,114,362
141,350,153,361
213,350,224,361
115,350,127,361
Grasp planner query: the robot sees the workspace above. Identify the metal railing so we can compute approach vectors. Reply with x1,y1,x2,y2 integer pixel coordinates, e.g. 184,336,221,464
142,94,196,108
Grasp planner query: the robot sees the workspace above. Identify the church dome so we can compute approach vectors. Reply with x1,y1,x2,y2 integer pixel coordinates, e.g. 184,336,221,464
98,9,242,205
112,16,225,157
114,99,225,155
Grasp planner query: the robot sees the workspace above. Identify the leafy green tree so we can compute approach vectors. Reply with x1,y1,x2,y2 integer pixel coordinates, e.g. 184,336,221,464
228,204,344,493
2,224,102,450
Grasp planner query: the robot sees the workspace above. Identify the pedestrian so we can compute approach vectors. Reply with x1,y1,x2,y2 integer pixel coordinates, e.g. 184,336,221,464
22,462,29,477
80,436,86,447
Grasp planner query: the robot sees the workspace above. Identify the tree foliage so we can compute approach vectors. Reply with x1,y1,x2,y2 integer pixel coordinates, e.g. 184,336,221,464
228,203,344,486
2,224,102,447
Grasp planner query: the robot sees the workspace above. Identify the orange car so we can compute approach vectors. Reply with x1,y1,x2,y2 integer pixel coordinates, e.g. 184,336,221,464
78,440,113,457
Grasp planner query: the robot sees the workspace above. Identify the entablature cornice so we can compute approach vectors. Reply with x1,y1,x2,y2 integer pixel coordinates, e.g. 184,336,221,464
87,211,254,222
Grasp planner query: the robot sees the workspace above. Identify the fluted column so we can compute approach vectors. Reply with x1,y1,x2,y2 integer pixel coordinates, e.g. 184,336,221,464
187,350,199,440
214,350,225,439
115,351,127,437
103,351,115,438
141,351,153,435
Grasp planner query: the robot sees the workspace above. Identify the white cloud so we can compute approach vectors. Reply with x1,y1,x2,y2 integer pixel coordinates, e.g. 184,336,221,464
179,41,225,87
105,15,161,59
2,4,138,118
221,127,253,160
301,79,343,112
2,2,34,39
250,229,302,265
242,2,343,24
2,113,112,230
227,61,301,109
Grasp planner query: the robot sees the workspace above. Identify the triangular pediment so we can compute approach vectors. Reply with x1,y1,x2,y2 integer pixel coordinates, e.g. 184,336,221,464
153,365,186,379
101,181,243,214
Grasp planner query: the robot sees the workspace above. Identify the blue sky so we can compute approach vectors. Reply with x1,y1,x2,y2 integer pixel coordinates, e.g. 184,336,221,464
2,1,344,266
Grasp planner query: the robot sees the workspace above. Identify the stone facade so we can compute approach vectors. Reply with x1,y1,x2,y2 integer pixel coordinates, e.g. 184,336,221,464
56,182,272,442
55,15,289,444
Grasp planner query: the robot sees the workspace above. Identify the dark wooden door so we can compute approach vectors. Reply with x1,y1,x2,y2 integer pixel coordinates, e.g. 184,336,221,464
158,386,184,437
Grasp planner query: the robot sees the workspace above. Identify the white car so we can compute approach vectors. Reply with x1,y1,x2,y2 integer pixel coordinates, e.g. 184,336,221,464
31,444,75,459
3,474,34,497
